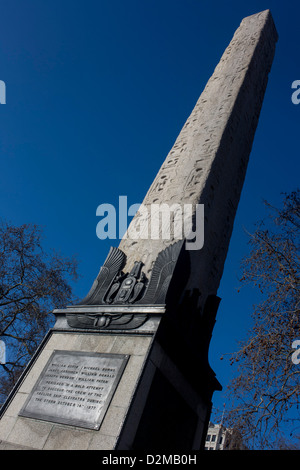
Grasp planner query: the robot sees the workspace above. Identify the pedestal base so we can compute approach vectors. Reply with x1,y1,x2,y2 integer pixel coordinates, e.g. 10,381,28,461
0,328,153,450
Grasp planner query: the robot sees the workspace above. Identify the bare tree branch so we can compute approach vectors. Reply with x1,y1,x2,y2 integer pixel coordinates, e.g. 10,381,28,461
224,189,300,449
0,220,78,402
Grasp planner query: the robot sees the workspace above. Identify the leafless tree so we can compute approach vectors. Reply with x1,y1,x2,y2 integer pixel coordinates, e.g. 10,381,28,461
0,221,78,402
224,190,300,449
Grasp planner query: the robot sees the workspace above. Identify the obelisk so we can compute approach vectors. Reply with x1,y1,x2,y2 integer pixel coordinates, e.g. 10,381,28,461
0,10,277,450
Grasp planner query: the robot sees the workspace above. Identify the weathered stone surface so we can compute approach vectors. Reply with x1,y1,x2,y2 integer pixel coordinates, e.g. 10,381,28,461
118,10,278,305
0,332,153,450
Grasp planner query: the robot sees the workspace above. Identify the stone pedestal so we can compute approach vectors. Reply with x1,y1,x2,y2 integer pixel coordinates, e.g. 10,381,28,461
0,324,153,449
0,300,219,450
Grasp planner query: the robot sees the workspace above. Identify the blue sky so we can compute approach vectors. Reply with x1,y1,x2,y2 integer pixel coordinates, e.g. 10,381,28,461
0,0,299,419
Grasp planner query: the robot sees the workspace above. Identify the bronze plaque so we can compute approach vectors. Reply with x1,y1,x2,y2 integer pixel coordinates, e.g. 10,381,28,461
19,350,129,430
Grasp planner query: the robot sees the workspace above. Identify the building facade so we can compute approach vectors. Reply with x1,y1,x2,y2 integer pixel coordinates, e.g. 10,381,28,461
205,422,231,450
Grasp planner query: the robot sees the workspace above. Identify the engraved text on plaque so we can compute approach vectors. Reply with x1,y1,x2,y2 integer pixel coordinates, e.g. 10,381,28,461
19,350,129,430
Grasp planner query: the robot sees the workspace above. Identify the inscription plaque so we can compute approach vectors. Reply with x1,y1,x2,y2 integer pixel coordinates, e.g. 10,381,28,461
19,350,129,430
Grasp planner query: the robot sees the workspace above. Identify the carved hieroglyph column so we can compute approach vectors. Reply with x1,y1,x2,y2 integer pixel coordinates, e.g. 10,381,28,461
118,9,278,305
72,10,277,320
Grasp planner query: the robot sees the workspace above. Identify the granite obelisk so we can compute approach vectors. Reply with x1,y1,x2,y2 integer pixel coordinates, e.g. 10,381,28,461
0,10,277,450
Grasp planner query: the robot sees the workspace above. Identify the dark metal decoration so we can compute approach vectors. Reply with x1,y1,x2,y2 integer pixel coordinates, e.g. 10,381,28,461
77,248,147,306
77,240,184,307
77,246,127,306
105,261,147,305
66,310,150,330
136,240,185,305
66,241,185,330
